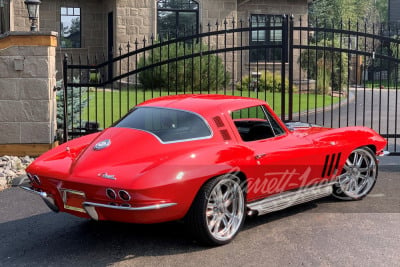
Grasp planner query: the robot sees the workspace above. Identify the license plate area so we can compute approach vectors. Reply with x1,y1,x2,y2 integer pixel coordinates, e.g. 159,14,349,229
61,189,86,213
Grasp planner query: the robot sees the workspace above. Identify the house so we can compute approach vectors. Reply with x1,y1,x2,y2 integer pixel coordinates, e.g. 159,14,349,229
1,0,311,76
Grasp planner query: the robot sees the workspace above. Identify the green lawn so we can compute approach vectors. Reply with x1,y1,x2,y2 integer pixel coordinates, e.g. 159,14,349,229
81,89,341,128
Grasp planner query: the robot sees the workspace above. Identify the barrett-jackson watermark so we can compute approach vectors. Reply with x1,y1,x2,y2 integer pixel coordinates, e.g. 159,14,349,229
217,166,359,202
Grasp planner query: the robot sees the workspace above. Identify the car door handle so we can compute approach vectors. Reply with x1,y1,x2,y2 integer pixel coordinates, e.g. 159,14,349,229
255,153,267,160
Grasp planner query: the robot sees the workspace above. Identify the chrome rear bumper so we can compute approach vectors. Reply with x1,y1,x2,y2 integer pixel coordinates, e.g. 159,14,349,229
17,176,177,220
82,202,177,220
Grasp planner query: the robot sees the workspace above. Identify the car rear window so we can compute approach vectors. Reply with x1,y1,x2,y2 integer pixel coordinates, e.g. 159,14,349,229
114,107,212,143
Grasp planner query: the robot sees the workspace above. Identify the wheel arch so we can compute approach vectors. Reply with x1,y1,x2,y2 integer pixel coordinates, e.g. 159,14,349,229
366,144,377,154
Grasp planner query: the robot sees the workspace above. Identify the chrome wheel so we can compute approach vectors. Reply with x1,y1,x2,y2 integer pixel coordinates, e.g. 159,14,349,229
333,147,377,200
206,178,245,242
186,175,246,245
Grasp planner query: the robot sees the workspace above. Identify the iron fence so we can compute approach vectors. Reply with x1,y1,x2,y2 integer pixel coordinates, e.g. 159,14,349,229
63,16,400,154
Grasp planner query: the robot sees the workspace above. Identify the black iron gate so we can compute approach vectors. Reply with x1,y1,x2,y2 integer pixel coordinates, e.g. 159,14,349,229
63,16,400,154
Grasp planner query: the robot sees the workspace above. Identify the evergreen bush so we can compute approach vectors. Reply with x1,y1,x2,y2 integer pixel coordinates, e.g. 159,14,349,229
56,78,89,130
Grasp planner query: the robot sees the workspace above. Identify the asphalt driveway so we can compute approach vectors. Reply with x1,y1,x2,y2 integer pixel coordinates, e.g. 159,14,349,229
0,157,398,267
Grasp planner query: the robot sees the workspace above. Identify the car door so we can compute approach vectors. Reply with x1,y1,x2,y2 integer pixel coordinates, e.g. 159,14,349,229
230,105,327,201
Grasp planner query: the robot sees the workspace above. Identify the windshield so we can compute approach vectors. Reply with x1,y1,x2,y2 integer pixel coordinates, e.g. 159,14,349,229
114,107,212,143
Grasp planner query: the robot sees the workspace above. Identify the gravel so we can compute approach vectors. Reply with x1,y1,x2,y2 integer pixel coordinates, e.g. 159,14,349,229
0,156,35,190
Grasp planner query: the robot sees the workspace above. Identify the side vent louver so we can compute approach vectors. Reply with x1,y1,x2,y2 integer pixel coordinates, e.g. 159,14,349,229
321,153,342,178
220,129,231,141
213,116,225,128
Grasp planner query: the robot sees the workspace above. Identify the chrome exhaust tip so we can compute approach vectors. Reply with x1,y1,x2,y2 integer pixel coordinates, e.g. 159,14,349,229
41,192,60,213
83,204,99,221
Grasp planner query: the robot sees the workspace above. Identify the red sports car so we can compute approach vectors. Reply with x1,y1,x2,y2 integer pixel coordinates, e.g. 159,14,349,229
19,95,387,245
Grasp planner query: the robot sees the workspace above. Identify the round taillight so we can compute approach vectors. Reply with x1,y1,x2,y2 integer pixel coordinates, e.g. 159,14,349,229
118,190,131,201
106,188,117,200
33,175,41,185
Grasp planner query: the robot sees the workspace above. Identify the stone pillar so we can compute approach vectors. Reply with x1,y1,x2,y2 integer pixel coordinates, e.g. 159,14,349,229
0,31,58,156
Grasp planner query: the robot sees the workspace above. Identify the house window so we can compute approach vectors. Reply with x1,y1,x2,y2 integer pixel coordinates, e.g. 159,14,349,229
60,7,81,48
0,0,10,34
157,0,199,40
250,15,283,62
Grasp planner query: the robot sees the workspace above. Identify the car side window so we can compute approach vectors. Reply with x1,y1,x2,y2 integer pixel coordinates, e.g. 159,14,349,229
230,105,284,142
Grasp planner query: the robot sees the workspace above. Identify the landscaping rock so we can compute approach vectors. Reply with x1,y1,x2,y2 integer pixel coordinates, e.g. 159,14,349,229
0,156,35,190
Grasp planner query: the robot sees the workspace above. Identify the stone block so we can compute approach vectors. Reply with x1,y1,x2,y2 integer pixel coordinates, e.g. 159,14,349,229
130,8,139,16
0,123,20,143
21,56,50,78
19,79,51,100
0,56,15,78
0,101,23,122
126,26,139,35
21,101,50,122
0,79,20,100
20,122,52,144
117,7,127,16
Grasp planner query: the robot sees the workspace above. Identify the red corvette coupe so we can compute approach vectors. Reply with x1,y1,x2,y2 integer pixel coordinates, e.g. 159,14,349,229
19,95,387,245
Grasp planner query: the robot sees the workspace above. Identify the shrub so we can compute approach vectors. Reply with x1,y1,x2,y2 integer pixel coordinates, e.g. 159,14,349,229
236,71,291,92
138,42,230,91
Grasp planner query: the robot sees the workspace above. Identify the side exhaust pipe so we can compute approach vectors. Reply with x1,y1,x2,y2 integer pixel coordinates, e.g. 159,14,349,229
16,176,60,213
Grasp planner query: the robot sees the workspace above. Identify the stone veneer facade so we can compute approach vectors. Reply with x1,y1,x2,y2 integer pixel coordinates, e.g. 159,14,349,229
0,32,58,153
7,0,309,76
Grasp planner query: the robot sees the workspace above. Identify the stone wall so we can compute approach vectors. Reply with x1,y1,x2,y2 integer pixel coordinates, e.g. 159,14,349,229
0,32,58,155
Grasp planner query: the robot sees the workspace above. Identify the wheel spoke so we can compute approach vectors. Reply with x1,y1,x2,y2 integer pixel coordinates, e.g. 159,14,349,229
343,164,352,172
356,153,364,167
357,178,369,193
338,174,351,186
352,153,359,166
348,179,357,192
221,216,229,229
215,186,224,203
206,202,217,217
346,159,353,168
213,217,222,234
208,214,218,231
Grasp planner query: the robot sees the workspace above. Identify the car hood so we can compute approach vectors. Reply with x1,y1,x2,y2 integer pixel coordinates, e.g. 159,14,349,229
285,121,331,136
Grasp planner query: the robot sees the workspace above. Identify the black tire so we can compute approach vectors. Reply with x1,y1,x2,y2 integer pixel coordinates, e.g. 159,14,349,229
333,146,378,200
186,174,246,246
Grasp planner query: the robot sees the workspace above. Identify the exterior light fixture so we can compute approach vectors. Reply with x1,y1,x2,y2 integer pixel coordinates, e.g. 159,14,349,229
24,0,41,31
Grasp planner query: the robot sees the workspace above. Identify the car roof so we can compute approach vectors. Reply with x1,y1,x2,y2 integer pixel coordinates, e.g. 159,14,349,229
138,94,267,117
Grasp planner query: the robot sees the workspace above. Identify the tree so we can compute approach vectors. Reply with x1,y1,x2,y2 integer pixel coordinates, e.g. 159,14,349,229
299,39,348,93
309,0,386,27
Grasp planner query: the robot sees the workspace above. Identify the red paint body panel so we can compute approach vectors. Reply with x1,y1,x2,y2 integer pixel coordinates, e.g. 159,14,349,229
25,95,387,224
